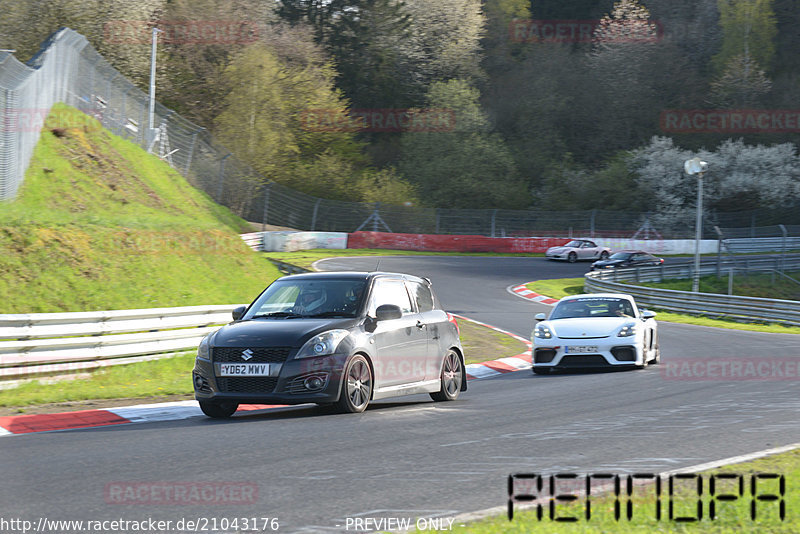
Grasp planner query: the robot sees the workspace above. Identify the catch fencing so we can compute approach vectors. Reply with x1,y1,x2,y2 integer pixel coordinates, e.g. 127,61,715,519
2,28,800,238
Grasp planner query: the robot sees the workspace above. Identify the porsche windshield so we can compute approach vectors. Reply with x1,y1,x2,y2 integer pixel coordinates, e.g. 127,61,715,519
550,297,635,319
244,279,368,319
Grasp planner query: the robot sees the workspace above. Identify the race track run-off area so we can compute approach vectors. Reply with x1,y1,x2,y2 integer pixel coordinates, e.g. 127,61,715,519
2,256,800,533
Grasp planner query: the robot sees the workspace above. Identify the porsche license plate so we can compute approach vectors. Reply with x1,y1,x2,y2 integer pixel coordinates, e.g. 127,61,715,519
219,363,271,376
566,346,598,354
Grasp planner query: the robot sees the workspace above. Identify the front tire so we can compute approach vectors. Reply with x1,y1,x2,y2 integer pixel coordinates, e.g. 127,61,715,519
430,350,463,402
199,400,239,419
335,354,372,413
567,252,577,263
533,367,550,375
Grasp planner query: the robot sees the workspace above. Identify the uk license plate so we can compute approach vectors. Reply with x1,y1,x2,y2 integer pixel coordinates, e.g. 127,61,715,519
566,346,598,354
219,363,271,376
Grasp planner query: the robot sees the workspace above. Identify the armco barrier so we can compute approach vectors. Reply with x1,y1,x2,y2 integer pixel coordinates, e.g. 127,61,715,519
262,231,348,252
0,305,240,381
584,256,800,325
347,231,569,253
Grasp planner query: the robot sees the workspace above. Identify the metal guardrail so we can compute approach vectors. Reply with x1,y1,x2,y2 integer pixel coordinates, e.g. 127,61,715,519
585,256,800,326
0,305,241,381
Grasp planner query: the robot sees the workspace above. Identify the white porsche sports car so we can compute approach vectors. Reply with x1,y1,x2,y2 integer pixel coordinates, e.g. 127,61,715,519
531,293,659,374
545,239,611,262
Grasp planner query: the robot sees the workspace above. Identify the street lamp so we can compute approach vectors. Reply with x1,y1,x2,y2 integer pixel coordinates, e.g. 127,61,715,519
147,27,164,148
684,157,708,293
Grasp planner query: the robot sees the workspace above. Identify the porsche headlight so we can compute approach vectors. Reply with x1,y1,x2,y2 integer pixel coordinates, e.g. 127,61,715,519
296,329,350,359
534,324,553,339
617,323,637,337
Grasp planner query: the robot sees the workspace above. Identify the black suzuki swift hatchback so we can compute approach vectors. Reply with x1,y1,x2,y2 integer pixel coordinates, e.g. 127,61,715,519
193,271,465,417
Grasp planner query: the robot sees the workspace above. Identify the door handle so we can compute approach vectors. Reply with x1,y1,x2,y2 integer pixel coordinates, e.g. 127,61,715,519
416,321,426,329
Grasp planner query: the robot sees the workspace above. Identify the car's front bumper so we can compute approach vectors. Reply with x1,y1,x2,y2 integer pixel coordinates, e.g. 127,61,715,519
532,337,644,369
193,353,347,405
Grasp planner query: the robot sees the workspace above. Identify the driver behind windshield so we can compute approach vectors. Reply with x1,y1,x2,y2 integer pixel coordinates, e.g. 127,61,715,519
293,287,328,315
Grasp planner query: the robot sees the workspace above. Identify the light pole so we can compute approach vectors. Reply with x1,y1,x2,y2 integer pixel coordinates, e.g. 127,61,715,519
147,27,164,147
684,157,708,293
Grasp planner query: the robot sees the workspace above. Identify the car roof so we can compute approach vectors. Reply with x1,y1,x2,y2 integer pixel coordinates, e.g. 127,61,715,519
280,271,428,284
615,249,651,254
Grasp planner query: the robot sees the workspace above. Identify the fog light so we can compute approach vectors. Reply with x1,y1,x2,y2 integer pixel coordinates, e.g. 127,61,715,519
304,377,324,390
194,375,204,388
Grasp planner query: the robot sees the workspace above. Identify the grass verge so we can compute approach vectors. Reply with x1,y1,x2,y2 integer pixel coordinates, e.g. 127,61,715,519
524,278,800,334
460,448,799,533
0,317,526,413
265,248,544,271
0,104,280,312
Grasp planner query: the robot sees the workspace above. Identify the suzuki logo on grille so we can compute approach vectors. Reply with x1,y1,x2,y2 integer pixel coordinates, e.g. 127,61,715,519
241,349,254,361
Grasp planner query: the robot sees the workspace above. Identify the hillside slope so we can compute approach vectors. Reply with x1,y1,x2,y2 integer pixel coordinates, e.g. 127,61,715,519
0,104,279,312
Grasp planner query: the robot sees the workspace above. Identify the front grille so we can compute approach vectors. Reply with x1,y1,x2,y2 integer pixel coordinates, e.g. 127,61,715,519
213,347,292,364
216,377,279,394
534,349,556,364
611,346,636,362
559,355,610,367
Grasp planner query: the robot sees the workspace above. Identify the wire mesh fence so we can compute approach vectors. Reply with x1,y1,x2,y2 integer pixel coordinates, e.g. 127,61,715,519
2,28,800,239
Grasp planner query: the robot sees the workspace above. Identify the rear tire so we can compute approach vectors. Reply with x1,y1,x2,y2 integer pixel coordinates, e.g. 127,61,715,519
430,350,463,402
199,400,239,419
600,251,609,260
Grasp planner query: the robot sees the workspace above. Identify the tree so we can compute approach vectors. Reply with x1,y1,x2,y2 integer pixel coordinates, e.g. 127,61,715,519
213,43,362,187
709,54,773,106
629,136,800,230
398,80,528,208
712,0,778,74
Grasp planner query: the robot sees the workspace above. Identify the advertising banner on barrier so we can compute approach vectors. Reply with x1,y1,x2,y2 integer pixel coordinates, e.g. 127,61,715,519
347,232,569,253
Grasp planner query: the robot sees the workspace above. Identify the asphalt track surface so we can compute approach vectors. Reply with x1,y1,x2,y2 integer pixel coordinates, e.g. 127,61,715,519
3,256,800,533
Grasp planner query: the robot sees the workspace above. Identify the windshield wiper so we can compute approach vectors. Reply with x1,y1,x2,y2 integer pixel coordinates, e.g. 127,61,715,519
252,311,308,319
302,311,354,318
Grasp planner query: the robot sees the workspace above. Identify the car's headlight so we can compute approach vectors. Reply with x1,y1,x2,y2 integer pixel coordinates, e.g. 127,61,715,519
534,324,553,339
617,323,637,337
296,329,350,358
197,336,211,359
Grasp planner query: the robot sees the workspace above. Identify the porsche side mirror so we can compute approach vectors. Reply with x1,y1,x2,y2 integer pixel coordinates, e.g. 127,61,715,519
641,310,657,319
535,313,546,321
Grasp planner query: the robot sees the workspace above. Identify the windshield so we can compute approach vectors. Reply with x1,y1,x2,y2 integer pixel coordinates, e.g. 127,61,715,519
608,252,633,260
564,240,582,248
550,297,635,320
243,279,367,319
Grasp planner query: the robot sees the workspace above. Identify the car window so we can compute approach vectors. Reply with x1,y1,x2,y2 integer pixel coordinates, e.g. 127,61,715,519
564,240,581,247
369,279,413,316
609,252,632,260
550,297,635,319
244,279,367,318
585,241,596,248
408,281,434,312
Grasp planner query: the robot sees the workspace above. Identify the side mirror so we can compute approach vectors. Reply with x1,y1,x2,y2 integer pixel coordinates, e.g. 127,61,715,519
376,304,402,321
641,310,657,319
232,305,246,321
535,313,546,321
